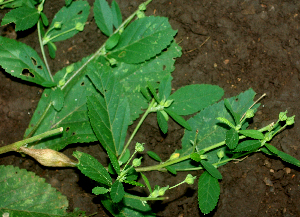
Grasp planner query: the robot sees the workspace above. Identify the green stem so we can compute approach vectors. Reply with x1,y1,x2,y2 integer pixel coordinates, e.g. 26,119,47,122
0,127,63,155
118,99,156,160
124,194,168,201
37,20,53,82
44,27,77,45
0,0,14,5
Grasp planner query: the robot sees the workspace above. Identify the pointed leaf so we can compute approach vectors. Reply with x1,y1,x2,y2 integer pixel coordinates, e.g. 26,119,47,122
168,84,224,116
225,128,239,149
201,160,222,180
141,173,152,193
158,75,173,101
65,0,73,6
157,110,168,134
1,6,39,31
173,89,259,170
119,149,130,165
47,41,57,58
239,129,264,140
111,0,122,29
92,187,109,195
73,151,112,186
147,81,160,102
216,117,236,129
265,143,279,155
47,1,90,42
234,140,261,152
165,165,177,175
107,148,121,174
277,151,300,167
107,16,177,63
0,36,53,86
40,12,49,26
165,108,192,130
87,65,130,156
198,171,220,214
123,180,145,188
147,151,162,162
0,165,68,216
106,32,120,50
224,99,240,125
110,181,125,203
94,0,113,36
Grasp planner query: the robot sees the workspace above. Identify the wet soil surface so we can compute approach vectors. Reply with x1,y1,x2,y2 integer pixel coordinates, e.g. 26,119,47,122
1,0,300,216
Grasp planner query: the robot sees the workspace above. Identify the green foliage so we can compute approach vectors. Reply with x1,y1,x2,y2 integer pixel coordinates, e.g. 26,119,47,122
147,151,162,162
225,128,239,149
94,0,113,36
0,165,68,216
200,160,222,180
198,171,220,214
239,129,264,140
111,181,125,203
234,140,261,152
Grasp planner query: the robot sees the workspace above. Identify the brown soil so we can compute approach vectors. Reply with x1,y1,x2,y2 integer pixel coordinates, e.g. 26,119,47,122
1,0,300,216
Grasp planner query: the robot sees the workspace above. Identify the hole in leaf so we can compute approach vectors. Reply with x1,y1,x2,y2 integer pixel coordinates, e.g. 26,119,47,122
31,57,37,66
235,98,239,101
66,127,70,132
104,89,108,92
163,65,166,70
77,10,82,15
72,132,76,136
37,65,43,70
81,81,85,86
44,93,48,97
22,69,34,78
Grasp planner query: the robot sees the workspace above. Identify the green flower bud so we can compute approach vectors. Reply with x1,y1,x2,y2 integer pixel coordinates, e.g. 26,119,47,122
169,153,180,161
217,149,225,159
184,174,197,185
164,99,174,108
135,142,144,152
54,22,62,29
58,79,66,87
158,186,169,196
245,109,255,118
108,58,117,66
138,3,147,11
132,157,142,167
38,4,43,12
286,115,295,126
264,132,273,142
75,22,84,31
279,111,288,121
66,64,74,74
137,11,145,19
43,35,51,44
149,189,159,198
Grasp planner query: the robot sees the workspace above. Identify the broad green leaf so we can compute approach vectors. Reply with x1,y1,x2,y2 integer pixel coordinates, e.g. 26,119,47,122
265,143,279,155
0,165,68,216
165,108,192,130
113,41,182,122
110,181,125,203
123,180,145,187
101,193,155,217
141,173,152,193
47,1,90,42
147,151,162,162
107,16,177,64
1,6,39,31
111,0,122,29
277,151,300,167
107,148,121,174
198,171,220,214
225,128,239,149
87,63,130,156
224,98,240,125
239,129,264,140
94,0,113,36
51,87,64,111
92,186,109,195
157,110,168,134
234,140,261,152
24,56,98,150
201,160,222,180
168,84,224,116
106,32,120,50
166,165,177,175
0,36,53,86
173,89,259,170
73,151,112,186
158,75,173,101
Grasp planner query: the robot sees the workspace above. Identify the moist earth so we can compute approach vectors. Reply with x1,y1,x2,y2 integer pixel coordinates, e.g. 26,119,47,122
1,0,300,216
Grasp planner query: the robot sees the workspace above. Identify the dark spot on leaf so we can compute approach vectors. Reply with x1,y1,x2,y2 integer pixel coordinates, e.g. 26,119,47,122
37,65,43,70
31,57,37,65
22,69,34,78
45,93,48,97
163,65,166,70
66,127,70,132
235,98,239,101
104,89,108,92
72,132,76,136
78,10,82,15
81,81,85,86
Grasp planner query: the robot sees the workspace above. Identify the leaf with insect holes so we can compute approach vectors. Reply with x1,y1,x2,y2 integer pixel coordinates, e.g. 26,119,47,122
111,0,122,29
110,181,125,203
0,37,53,86
24,55,98,151
225,128,239,149
1,6,39,31
234,140,261,152
74,151,112,186
173,89,259,170
0,165,68,216
168,84,224,116
198,171,220,214
46,1,90,43
107,16,177,64
94,0,113,36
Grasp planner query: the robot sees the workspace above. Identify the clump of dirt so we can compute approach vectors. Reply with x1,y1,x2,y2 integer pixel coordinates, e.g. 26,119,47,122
1,0,300,216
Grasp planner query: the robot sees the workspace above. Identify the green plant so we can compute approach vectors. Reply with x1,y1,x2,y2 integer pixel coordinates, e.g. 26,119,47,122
0,0,299,216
